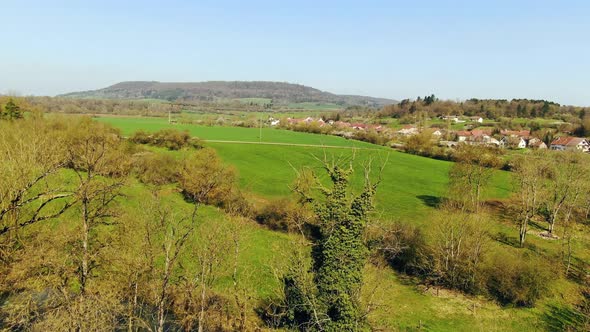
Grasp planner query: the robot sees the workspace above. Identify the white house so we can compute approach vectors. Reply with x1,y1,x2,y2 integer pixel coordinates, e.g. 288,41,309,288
500,136,527,149
550,137,590,152
470,116,484,123
270,119,280,126
527,138,547,149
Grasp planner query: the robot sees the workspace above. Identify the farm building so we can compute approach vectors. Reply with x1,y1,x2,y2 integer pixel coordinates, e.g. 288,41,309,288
550,137,590,152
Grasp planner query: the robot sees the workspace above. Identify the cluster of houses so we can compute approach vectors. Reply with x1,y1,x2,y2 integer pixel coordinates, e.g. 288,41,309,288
397,124,590,152
274,116,590,153
440,115,484,124
282,117,384,132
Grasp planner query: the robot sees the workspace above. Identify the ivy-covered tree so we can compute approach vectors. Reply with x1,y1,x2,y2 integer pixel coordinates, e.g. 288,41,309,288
287,160,380,331
3,99,23,119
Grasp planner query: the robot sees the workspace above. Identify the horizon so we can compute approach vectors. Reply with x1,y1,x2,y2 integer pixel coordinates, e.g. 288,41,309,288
2,0,590,106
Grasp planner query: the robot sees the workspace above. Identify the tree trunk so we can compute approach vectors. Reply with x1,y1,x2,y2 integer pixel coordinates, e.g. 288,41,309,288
128,279,138,332
548,213,556,235
158,246,171,332
519,217,528,247
198,264,207,332
81,196,89,294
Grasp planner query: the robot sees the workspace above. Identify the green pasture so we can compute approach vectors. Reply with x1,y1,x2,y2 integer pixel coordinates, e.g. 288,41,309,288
94,116,379,147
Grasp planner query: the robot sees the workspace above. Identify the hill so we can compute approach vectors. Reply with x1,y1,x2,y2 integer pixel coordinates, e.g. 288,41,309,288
59,81,397,107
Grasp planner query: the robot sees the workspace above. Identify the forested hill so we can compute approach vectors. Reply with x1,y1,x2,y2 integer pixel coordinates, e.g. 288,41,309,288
59,81,397,107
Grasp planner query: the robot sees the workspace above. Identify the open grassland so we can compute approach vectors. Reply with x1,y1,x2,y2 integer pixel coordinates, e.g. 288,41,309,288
96,116,511,223
95,116,380,147
93,115,587,331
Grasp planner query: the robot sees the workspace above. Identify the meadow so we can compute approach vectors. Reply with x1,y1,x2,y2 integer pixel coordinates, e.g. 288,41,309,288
93,115,586,331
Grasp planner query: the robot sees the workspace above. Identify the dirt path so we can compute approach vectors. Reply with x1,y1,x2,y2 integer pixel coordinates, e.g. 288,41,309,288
204,139,384,150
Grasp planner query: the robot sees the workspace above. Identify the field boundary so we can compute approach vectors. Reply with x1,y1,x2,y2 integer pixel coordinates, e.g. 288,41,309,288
204,139,384,150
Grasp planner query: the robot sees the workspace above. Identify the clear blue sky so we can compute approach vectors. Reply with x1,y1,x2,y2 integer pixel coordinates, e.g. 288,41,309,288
2,0,589,105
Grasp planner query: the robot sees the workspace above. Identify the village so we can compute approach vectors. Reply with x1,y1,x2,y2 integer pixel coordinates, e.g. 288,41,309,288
278,115,590,153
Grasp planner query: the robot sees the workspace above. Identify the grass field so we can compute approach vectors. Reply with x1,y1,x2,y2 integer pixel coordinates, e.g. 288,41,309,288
95,116,380,148
285,102,343,110
95,116,511,222
90,115,587,331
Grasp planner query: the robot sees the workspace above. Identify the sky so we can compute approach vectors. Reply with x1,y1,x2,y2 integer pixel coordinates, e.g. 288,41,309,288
1,0,589,105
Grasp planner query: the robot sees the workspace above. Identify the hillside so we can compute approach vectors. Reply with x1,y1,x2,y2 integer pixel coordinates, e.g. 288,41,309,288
59,81,397,107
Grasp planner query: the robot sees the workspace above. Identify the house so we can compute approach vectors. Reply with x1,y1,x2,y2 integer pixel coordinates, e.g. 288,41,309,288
455,129,497,146
270,119,280,126
500,136,527,149
470,116,484,123
397,125,418,136
467,134,500,147
455,130,472,142
550,137,590,152
527,138,547,149
432,129,443,137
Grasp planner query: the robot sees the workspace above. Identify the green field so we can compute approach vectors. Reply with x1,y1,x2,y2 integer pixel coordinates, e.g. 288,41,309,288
95,116,379,147
91,115,584,331
285,102,343,110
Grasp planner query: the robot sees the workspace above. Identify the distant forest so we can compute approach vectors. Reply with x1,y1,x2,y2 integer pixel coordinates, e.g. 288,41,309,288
379,95,586,120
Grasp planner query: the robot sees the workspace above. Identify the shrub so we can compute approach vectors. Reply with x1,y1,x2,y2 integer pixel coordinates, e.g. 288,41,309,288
366,222,428,275
133,152,179,185
130,128,202,150
426,212,489,294
152,129,191,150
218,188,253,218
352,130,386,145
129,129,151,144
255,198,312,233
485,253,551,306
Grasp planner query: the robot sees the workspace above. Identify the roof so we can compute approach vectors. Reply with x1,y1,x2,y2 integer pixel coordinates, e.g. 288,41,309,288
470,129,492,137
456,130,472,137
528,138,547,148
550,137,587,146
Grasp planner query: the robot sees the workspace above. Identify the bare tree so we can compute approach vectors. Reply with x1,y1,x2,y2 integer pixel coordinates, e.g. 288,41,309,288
448,145,502,213
512,152,548,247
542,152,585,235
65,119,129,295
0,117,73,244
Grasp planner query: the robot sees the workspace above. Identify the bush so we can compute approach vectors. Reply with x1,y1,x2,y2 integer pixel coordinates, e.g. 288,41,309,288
485,253,551,306
133,152,179,185
424,212,489,294
218,188,253,218
178,148,236,205
367,222,428,275
352,130,386,145
129,128,202,150
255,198,312,233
